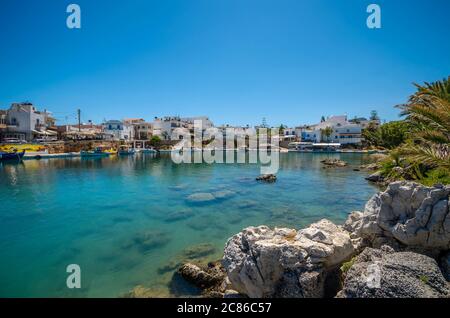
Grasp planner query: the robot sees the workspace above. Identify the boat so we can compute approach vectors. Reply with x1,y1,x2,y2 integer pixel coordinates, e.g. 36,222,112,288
80,146,111,158
139,148,157,154
118,145,135,156
0,150,25,161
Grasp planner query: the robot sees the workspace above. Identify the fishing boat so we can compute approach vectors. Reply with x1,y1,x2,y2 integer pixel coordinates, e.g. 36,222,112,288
118,145,135,156
0,150,25,161
80,146,111,158
139,148,157,154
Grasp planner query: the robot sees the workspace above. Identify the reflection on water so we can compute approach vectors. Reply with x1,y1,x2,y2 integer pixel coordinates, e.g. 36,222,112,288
0,152,378,297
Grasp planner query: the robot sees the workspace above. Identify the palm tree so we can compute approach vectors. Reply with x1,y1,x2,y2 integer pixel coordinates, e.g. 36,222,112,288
320,126,333,142
396,76,450,169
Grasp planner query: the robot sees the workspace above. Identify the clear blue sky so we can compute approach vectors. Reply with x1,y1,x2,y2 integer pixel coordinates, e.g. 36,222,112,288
0,0,449,127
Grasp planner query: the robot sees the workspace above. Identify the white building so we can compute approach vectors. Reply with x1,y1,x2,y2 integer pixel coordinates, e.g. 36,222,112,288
152,116,214,140
299,115,363,145
181,116,214,130
1,102,56,141
123,118,153,140
102,120,134,140
152,116,183,140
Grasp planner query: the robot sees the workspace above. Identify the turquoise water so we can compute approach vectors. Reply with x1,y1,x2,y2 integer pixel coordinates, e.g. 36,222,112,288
0,152,377,297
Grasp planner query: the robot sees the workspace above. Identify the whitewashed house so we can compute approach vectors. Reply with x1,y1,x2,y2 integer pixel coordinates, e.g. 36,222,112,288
2,102,56,141
298,115,363,145
102,120,134,140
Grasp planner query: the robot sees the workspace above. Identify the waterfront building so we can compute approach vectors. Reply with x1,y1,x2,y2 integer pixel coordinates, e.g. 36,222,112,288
134,122,153,140
152,116,214,140
102,119,135,140
281,127,298,142
298,115,364,145
152,116,183,140
0,110,6,137
0,102,56,142
57,122,104,140
181,116,214,130
122,118,153,140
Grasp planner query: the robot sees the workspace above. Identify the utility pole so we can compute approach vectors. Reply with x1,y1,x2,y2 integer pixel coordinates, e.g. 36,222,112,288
77,109,81,132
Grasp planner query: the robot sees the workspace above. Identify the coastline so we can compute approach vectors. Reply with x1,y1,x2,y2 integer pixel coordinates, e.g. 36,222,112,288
169,181,450,298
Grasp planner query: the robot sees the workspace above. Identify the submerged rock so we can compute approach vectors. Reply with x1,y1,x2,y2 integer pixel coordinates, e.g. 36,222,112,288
212,190,235,200
158,243,217,274
222,220,356,298
183,243,217,259
124,230,171,252
164,209,194,222
256,174,277,183
346,181,450,251
320,158,347,167
123,285,171,298
237,200,258,209
186,193,216,203
338,247,450,298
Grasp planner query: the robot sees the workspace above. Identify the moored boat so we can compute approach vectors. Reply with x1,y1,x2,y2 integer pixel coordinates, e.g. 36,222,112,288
80,146,111,158
118,145,135,156
0,150,25,161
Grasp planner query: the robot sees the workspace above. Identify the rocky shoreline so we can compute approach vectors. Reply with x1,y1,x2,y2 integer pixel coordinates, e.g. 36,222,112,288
178,181,450,298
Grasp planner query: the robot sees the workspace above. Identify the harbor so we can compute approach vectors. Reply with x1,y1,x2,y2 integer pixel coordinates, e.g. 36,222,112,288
0,151,378,297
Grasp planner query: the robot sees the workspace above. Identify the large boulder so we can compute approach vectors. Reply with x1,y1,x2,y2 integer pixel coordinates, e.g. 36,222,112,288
177,261,230,298
441,251,450,282
338,247,450,298
346,181,450,251
222,219,356,298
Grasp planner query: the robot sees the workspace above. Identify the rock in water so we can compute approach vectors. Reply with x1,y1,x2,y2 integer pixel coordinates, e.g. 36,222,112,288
177,261,228,297
338,247,450,298
365,171,384,182
178,263,222,288
187,193,216,203
256,174,277,183
320,159,347,167
346,181,450,251
213,190,235,200
123,230,171,252
360,163,381,171
222,220,356,298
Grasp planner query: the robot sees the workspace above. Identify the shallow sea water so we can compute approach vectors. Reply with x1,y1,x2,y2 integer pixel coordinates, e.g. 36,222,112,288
0,152,378,297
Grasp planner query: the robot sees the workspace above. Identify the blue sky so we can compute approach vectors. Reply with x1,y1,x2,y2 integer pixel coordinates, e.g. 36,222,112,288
0,0,449,127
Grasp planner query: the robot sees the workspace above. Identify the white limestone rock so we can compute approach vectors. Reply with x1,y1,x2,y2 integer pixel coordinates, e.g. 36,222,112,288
346,181,450,250
222,219,355,298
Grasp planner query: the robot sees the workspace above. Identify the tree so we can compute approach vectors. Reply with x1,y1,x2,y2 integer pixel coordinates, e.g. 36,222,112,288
149,135,162,148
362,120,410,149
396,76,450,169
321,116,326,122
370,110,380,121
320,126,333,142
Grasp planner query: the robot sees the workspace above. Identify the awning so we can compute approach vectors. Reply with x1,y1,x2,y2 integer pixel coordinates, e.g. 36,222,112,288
312,143,341,147
32,129,58,136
